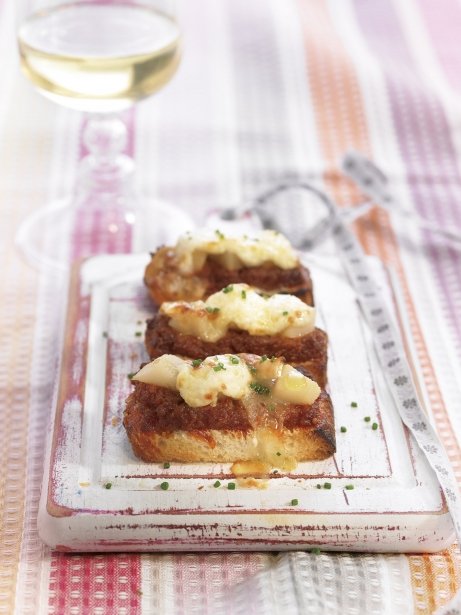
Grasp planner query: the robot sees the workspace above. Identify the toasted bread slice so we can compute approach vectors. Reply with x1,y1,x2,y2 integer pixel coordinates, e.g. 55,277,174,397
124,384,335,464
145,314,328,388
144,246,313,306
123,354,335,465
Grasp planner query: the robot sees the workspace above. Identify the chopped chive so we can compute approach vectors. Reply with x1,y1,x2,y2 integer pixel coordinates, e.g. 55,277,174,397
340,426,347,433
372,422,379,431
127,372,136,380
276,452,281,457
163,462,170,469
215,229,225,240
351,401,358,408
213,480,221,488
248,366,257,375
230,356,240,365
249,382,271,395
364,416,371,422
213,362,226,372
206,306,220,314
241,290,247,299
323,482,332,489
260,355,268,362
290,499,299,506
311,548,322,554
227,483,236,490
104,482,112,490
282,311,289,316
135,331,142,337
102,331,108,338
191,359,203,368
160,481,169,491
316,484,322,489
345,484,354,490
223,285,234,293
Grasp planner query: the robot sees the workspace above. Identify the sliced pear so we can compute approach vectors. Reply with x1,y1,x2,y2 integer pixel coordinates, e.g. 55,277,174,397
210,251,243,270
133,355,186,389
273,365,321,405
191,250,207,272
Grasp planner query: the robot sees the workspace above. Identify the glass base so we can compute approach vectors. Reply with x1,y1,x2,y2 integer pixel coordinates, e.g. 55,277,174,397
15,197,194,273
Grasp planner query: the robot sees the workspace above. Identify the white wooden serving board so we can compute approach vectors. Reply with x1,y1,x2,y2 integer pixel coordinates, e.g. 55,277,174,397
38,253,454,553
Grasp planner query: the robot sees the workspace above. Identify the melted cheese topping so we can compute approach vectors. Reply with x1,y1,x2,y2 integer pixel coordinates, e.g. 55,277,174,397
161,284,315,342
133,353,321,408
174,229,298,274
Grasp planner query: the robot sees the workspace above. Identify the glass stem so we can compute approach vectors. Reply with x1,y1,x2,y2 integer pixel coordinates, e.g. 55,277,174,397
78,114,135,202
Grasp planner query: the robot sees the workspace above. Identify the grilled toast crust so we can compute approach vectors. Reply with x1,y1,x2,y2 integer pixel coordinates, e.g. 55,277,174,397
145,314,328,388
123,382,335,463
144,246,314,306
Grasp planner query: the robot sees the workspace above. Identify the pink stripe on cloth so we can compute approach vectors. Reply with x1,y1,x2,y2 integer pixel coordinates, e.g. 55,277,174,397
48,553,142,614
71,108,135,260
171,553,271,614
51,108,140,612
418,0,461,93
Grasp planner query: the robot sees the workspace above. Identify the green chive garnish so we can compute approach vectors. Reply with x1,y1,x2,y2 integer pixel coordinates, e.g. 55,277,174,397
241,290,247,299
163,462,170,469
135,332,142,337
323,482,332,489
104,482,112,490
351,401,358,408
311,548,321,554
316,484,322,489
282,311,289,316
372,422,378,430
291,499,299,506
206,306,220,314
213,362,226,372
230,356,239,365
160,482,169,491
223,285,234,293
249,382,271,395
345,485,354,490
364,416,371,422
227,483,236,490
102,331,108,338
276,452,281,457
127,372,136,379
260,355,268,362
215,229,225,240
191,359,203,368
214,480,221,488
340,426,347,433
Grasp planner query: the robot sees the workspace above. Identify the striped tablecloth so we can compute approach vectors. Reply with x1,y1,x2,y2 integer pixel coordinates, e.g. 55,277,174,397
1,1,461,613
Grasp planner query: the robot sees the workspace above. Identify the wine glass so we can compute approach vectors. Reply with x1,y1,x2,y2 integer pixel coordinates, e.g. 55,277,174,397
16,0,192,271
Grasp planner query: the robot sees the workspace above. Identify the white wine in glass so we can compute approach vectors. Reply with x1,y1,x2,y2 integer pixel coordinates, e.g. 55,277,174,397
16,1,191,270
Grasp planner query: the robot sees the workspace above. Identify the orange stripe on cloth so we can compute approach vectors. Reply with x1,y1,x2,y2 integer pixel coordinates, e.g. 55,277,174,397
0,82,49,613
408,547,461,613
297,0,460,612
